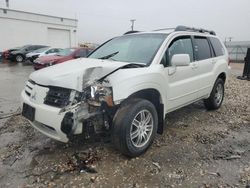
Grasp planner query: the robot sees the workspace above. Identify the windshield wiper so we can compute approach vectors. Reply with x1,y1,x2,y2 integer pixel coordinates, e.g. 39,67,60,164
99,51,119,60
123,62,146,68
98,62,146,82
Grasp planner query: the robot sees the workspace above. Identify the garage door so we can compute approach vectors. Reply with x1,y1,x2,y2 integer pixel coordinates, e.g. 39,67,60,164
47,28,71,48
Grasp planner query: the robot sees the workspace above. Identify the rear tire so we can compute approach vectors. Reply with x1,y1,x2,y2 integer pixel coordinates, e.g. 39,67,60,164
112,98,158,157
204,78,224,110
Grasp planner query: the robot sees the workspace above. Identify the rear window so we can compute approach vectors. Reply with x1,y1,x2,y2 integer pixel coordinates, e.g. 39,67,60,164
209,37,225,57
194,37,211,61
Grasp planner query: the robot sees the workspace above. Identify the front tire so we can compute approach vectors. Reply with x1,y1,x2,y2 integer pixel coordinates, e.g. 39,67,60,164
112,99,158,157
15,54,24,62
204,78,224,110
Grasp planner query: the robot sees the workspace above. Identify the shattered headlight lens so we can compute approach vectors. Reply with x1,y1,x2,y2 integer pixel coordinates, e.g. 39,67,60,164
61,83,113,109
88,84,113,107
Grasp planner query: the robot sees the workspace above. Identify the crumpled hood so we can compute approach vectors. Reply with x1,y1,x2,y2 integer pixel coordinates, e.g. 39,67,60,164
30,58,129,91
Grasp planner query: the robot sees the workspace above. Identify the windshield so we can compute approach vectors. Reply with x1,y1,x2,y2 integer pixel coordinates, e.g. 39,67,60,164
33,47,50,53
57,48,75,56
88,33,167,65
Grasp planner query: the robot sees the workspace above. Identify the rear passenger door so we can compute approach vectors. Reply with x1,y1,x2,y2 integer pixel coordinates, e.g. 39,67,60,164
193,36,214,97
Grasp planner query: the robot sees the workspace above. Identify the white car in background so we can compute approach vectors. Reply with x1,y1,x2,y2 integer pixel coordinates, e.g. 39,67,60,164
26,47,62,63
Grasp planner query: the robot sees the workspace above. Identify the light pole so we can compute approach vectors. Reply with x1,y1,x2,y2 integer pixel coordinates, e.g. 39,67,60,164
5,0,9,8
225,36,233,43
130,19,136,31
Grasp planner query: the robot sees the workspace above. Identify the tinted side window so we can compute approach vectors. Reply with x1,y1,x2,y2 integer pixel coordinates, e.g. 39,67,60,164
37,45,46,49
26,46,34,51
47,49,55,53
194,37,211,61
31,46,41,50
162,37,193,66
209,37,225,57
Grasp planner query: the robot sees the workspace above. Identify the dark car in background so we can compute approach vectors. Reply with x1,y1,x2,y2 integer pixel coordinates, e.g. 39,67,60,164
7,45,48,62
2,47,21,60
0,52,2,63
33,47,93,70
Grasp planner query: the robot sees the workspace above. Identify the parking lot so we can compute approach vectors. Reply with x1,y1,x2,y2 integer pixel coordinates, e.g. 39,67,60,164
0,62,249,187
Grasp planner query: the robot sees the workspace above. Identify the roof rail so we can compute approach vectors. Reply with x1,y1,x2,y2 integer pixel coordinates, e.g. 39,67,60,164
153,28,175,32
175,25,216,35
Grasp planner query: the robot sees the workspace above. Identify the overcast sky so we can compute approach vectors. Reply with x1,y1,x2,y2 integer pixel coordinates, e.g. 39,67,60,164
1,0,249,44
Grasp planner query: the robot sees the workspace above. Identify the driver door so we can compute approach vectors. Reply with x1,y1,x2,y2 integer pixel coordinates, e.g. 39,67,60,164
162,36,200,112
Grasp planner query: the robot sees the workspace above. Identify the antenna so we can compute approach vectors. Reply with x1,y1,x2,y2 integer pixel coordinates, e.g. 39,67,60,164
130,19,136,31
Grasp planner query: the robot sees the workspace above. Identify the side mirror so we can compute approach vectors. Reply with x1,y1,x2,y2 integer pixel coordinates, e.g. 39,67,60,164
171,54,190,66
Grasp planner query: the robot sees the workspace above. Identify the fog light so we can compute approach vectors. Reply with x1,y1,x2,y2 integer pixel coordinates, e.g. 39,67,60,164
61,112,74,135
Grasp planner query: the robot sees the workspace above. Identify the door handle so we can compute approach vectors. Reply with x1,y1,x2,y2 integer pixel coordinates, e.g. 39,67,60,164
191,63,198,69
211,59,216,64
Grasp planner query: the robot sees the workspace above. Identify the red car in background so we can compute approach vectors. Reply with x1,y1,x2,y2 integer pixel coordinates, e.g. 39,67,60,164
2,47,21,60
33,47,93,70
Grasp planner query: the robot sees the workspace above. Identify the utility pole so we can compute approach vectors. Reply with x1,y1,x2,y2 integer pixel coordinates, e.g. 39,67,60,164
224,36,233,45
225,36,233,42
130,19,136,31
5,0,9,8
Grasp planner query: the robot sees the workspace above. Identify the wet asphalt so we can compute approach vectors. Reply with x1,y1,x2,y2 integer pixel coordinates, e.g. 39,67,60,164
0,62,33,115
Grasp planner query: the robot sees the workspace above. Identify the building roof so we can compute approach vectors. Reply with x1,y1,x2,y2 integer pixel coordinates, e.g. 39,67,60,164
0,8,77,21
0,8,77,28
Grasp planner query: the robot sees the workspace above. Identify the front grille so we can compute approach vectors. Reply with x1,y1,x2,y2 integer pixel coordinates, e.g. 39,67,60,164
44,86,71,108
25,80,35,96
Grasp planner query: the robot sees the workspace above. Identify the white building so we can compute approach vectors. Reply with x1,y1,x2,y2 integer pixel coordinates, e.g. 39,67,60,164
0,8,78,51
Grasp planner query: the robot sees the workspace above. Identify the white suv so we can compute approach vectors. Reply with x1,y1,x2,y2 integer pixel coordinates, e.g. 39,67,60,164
21,26,229,157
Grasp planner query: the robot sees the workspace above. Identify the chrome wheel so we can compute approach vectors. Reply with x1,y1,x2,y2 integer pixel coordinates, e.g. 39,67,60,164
130,110,153,148
214,83,223,105
16,55,23,62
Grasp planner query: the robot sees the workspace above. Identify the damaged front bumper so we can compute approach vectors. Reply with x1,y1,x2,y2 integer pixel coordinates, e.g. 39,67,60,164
22,89,74,142
21,88,105,143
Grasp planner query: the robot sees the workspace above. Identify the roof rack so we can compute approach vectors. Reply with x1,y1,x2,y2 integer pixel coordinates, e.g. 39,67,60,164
175,25,216,35
153,28,175,32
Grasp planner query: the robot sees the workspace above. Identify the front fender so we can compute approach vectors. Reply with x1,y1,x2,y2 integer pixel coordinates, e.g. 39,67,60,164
108,65,167,105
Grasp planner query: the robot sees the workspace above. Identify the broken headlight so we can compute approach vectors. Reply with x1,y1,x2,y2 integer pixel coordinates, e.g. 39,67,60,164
58,90,82,113
87,84,113,107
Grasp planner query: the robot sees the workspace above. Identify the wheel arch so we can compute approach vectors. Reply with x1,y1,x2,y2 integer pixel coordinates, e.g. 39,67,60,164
125,88,164,134
217,72,226,83
16,53,25,57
